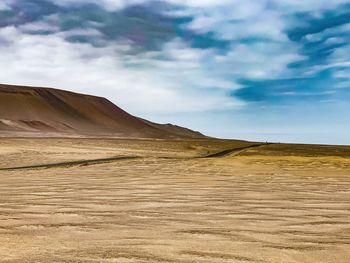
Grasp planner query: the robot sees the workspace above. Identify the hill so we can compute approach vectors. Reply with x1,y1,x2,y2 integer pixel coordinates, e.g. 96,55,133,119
0,84,205,139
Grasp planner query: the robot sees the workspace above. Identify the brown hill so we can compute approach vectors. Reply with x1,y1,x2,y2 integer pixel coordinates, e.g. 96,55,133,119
0,84,205,139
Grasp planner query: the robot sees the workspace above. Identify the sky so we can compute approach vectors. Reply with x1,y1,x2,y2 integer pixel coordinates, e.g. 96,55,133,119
0,0,349,144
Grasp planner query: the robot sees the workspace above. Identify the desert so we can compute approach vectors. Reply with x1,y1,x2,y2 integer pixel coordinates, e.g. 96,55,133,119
1,136,350,262
1,0,350,261
0,84,350,262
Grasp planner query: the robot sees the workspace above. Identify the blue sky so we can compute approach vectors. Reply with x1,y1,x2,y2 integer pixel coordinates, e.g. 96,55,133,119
0,0,349,144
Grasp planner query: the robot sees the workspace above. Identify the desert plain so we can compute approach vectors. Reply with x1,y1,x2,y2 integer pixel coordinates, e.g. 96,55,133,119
0,138,350,263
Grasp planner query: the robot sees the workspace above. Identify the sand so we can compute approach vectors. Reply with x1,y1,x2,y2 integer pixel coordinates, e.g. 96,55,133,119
0,138,349,262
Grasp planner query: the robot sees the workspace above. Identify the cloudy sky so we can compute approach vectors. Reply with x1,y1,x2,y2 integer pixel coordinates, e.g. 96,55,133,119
0,0,349,144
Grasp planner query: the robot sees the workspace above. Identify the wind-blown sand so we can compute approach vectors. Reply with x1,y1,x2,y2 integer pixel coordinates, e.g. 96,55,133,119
0,138,350,262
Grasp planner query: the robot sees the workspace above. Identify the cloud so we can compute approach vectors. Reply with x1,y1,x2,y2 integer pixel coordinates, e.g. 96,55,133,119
169,0,350,40
1,0,348,103
0,1,11,11
215,42,304,80
0,0,349,143
186,9,286,42
0,26,241,115
166,0,231,8
50,0,147,10
329,43,350,64
18,20,60,34
277,0,350,12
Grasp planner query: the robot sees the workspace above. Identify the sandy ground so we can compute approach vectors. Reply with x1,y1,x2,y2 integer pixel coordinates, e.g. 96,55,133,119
0,138,350,262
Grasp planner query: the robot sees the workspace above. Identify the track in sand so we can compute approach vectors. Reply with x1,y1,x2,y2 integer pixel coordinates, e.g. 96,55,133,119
0,144,268,171
0,156,140,171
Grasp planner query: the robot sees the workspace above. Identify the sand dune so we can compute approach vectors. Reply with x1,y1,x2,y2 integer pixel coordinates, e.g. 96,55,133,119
0,84,205,139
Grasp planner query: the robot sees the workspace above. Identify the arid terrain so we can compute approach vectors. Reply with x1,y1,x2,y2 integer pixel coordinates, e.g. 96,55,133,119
0,138,350,263
0,84,204,139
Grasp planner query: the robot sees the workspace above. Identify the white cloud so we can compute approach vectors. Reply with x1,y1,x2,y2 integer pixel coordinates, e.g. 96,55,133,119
172,0,349,11
18,21,60,33
304,23,350,43
1,0,305,117
169,0,348,43
51,0,349,11
214,42,303,80
0,0,14,10
166,0,231,7
0,0,348,143
306,43,350,75
0,26,242,115
50,0,147,10
216,10,286,41
329,44,350,63
186,16,217,34
276,0,350,12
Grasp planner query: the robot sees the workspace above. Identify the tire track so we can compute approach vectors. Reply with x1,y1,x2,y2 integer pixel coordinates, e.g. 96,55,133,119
0,143,271,171
0,156,140,171
202,143,272,158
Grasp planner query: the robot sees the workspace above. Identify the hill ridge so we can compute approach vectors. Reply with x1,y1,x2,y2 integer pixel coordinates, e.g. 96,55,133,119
0,83,205,139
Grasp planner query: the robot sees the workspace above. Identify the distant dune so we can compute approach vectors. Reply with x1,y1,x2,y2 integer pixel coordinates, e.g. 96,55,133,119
0,84,205,139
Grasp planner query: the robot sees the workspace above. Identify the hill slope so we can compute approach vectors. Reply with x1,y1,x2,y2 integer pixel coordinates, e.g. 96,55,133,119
0,84,205,139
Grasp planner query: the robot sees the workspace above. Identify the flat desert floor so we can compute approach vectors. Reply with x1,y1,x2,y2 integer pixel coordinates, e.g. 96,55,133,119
0,138,350,263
